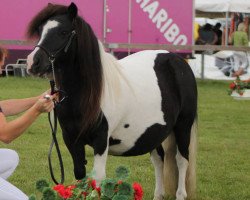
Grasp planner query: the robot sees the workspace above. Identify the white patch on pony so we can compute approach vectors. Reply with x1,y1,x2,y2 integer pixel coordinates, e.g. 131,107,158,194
38,20,59,46
150,150,165,200
92,148,108,185
176,149,188,200
26,20,59,72
99,45,168,154
27,47,39,73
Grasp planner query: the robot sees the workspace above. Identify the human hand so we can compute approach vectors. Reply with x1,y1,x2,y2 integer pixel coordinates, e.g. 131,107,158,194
33,94,57,113
39,89,51,98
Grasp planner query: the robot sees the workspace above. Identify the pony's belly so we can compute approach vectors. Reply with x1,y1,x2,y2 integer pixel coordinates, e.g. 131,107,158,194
108,128,142,155
108,111,166,155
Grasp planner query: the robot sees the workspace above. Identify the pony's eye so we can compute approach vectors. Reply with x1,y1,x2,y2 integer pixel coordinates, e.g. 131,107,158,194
61,31,68,36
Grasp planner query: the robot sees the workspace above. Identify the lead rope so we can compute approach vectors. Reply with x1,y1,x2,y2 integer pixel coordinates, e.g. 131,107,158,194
43,30,76,185
48,79,65,185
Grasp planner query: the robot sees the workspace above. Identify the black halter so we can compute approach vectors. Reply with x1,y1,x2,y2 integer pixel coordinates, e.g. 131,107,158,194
36,30,76,62
36,30,76,185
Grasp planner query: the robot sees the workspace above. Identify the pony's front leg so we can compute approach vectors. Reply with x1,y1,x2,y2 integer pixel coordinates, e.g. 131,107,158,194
90,117,109,184
62,131,87,180
93,145,109,185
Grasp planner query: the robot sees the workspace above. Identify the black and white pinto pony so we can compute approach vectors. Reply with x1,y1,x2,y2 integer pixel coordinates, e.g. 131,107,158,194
26,3,197,200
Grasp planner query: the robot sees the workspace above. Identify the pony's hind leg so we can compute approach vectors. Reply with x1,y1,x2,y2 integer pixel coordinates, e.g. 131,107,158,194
175,148,188,200
150,145,165,200
174,118,197,200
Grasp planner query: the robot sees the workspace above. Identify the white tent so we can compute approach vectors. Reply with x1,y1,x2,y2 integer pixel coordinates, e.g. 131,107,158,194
195,0,250,13
195,0,250,44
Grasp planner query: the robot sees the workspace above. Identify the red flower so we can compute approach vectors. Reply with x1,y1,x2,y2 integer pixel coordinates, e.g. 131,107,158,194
95,186,101,194
59,188,73,199
91,180,96,189
53,184,73,199
82,191,88,197
133,182,143,200
229,82,236,89
67,185,76,190
53,184,64,191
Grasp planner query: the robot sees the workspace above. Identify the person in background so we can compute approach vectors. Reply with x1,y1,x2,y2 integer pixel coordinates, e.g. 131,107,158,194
0,45,56,199
213,23,222,45
196,23,218,45
229,22,249,77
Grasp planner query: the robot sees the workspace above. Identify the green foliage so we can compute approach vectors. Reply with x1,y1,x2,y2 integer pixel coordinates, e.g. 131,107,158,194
112,195,129,200
42,187,57,200
86,190,99,200
36,179,50,193
28,194,37,200
115,166,130,180
116,182,133,197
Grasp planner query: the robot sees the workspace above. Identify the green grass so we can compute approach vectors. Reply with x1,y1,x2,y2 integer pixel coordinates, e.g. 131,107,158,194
0,77,250,199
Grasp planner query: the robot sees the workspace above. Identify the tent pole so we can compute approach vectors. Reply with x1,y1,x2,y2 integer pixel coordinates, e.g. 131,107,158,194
225,11,229,46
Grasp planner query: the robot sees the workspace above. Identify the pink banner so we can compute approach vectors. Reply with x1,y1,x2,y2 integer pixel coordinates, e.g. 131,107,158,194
0,0,193,49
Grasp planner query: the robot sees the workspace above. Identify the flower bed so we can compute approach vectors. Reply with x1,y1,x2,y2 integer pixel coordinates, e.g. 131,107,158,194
228,76,250,100
29,166,143,200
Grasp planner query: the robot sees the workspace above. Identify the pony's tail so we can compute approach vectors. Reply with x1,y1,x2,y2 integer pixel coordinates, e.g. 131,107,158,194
162,119,197,199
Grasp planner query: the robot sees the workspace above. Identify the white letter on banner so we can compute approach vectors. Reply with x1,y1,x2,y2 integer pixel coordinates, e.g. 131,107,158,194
173,35,188,45
164,24,180,42
160,18,173,33
152,9,168,29
143,1,159,19
140,0,151,8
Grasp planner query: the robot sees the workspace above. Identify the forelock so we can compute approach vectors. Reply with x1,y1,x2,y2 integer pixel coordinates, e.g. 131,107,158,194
26,4,68,39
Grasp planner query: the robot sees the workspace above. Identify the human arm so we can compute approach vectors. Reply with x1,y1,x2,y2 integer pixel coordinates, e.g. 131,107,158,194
0,96,39,116
0,94,55,144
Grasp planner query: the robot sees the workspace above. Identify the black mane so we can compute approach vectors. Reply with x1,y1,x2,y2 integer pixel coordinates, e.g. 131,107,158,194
27,3,103,134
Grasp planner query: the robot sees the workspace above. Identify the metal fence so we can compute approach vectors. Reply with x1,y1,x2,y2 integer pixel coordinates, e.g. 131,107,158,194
1,40,250,79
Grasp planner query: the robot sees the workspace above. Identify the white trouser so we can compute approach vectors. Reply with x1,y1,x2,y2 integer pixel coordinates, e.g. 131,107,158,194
0,149,28,200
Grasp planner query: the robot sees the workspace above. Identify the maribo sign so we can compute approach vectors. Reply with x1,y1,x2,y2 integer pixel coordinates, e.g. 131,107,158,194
0,0,193,50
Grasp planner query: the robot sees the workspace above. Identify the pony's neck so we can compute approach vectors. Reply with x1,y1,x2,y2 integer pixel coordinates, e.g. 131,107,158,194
98,42,123,103
56,61,81,96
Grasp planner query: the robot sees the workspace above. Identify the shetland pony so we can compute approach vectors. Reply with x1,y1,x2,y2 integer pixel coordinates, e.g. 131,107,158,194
26,3,197,200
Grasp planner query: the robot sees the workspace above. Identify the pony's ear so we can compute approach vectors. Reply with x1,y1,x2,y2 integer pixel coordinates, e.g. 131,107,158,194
68,2,78,19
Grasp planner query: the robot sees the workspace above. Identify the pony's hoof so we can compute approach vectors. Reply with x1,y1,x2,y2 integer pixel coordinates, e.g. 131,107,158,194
153,195,164,200
176,189,187,200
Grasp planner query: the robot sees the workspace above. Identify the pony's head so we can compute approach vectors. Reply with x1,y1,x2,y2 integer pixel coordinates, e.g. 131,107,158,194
27,2,103,135
27,3,78,77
